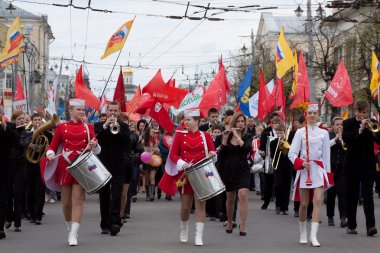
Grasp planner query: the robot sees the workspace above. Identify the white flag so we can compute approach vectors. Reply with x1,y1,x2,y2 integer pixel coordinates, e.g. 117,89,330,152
171,85,205,116
248,80,275,118
47,77,58,114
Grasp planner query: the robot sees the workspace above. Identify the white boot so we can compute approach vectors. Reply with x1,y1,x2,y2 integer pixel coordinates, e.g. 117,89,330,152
180,221,188,243
309,222,320,247
299,221,307,244
195,222,204,246
68,222,80,246
65,221,71,243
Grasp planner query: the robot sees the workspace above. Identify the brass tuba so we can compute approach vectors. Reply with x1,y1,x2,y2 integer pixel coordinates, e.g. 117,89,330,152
26,114,60,164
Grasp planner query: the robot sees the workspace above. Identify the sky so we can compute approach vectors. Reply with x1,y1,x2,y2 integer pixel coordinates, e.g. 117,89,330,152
10,0,326,98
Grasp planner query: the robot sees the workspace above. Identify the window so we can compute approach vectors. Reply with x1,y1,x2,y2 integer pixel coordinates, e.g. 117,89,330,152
6,73,12,89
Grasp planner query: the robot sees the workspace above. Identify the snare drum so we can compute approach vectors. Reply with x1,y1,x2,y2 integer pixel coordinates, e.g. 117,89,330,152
185,157,225,201
67,150,112,194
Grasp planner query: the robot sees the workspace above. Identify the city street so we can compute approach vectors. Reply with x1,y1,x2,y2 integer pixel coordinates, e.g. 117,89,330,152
1,191,379,253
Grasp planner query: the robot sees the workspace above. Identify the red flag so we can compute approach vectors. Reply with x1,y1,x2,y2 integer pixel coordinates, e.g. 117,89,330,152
325,60,353,107
134,93,155,114
113,70,126,112
271,78,286,122
14,74,26,101
198,62,231,115
149,100,175,132
257,70,274,121
142,69,188,108
126,85,142,113
74,65,100,109
291,51,310,109
167,78,175,87
219,57,231,93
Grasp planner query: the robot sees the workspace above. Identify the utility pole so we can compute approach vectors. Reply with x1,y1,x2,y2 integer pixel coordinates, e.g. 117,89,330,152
250,29,255,62
307,0,316,101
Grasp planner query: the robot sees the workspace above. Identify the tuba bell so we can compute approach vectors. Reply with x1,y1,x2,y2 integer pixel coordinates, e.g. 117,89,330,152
26,114,61,164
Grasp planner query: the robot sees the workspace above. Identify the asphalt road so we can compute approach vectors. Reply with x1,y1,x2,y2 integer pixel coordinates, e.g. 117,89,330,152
1,191,380,253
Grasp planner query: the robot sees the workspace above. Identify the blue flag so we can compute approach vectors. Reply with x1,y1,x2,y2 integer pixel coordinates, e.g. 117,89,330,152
237,64,253,117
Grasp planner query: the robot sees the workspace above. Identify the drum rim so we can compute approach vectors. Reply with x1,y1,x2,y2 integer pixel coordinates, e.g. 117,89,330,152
196,187,225,201
67,150,92,170
187,157,213,173
86,174,112,194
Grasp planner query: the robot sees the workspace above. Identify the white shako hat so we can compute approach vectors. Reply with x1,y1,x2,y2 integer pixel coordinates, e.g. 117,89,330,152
307,102,319,112
69,99,85,107
184,108,200,117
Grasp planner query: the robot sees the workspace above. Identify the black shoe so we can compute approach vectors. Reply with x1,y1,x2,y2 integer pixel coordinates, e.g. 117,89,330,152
261,203,269,210
14,227,21,232
101,228,110,234
347,228,358,235
0,231,5,239
30,219,35,223
4,222,11,229
132,196,137,202
367,227,377,237
110,225,120,236
328,217,335,226
165,195,172,201
239,225,246,236
340,217,348,228
225,229,233,234
35,220,42,225
275,207,281,215
294,211,299,217
281,210,289,215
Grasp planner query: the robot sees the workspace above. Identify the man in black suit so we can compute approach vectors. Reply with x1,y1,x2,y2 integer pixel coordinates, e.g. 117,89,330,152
199,108,219,132
0,111,17,239
94,102,130,236
342,100,379,236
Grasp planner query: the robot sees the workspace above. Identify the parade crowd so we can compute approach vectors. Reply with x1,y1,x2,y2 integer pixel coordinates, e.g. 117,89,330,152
0,99,380,248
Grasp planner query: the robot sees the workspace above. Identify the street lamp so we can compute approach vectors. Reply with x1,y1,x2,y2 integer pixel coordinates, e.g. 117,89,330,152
294,5,304,17
6,2,16,14
241,44,248,54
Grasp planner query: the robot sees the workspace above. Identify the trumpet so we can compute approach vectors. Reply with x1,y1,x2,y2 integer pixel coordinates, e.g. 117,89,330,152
337,130,347,150
361,117,380,133
110,115,120,134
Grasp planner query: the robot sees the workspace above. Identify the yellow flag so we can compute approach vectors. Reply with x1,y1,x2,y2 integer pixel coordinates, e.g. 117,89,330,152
290,50,298,99
370,51,380,99
100,18,135,60
276,27,295,79
0,17,25,67
341,108,349,120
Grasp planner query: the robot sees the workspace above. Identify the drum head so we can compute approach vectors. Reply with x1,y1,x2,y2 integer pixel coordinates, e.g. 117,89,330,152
70,150,91,167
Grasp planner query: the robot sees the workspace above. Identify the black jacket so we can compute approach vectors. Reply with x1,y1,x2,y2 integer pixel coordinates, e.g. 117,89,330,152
259,126,273,152
94,120,131,172
199,122,213,132
9,126,30,162
329,131,346,174
270,138,292,174
0,122,17,162
342,117,380,176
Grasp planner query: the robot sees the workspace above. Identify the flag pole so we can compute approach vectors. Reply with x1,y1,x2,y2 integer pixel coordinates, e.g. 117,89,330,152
22,53,29,114
126,94,143,117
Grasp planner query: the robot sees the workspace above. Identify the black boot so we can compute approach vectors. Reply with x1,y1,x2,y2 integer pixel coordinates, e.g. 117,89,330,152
149,185,155,201
145,186,151,201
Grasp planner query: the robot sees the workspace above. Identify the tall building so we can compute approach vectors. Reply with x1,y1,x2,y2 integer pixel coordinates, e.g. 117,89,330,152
122,66,137,101
0,0,54,114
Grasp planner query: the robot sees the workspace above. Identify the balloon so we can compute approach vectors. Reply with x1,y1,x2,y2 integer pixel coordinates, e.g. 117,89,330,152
140,152,152,164
149,155,162,167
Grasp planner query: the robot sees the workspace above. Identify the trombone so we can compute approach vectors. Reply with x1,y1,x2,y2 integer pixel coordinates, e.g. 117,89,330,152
272,125,291,171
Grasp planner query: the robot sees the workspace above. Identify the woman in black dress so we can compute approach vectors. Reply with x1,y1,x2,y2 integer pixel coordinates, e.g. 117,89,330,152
219,113,253,235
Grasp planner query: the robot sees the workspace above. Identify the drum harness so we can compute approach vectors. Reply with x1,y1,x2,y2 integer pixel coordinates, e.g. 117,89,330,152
176,131,208,194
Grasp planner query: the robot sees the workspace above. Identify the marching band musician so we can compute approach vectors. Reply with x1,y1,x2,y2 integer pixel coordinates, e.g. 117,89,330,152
0,110,17,239
259,115,281,209
158,108,216,246
5,110,30,232
342,101,378,237
218,113,253,236
288,102,330,247
25,112,52,225
326,117,347,228
46,99,100,246
269,124,292,215
94,101,130,236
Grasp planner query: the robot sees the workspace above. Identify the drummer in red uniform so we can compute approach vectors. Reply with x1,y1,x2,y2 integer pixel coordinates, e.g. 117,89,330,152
159,109,216,246
46,99,100,246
